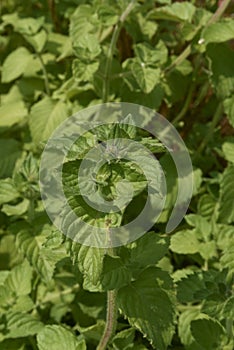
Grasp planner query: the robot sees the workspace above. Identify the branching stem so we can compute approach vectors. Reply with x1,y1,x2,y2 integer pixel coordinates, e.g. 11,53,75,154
165,0,232,74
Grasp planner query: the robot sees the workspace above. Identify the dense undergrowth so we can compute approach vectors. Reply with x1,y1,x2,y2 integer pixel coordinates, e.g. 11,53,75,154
0,0,234,349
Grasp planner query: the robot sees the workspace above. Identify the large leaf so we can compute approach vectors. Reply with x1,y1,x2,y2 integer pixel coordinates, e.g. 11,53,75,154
149,2,196,22
4,312,43,339
37,325,86,350
201,19,234,44
219,164,234,224
128,231,169,269
2,47,33,83
118,267,175,349
29,97,69,144
191,318,225,350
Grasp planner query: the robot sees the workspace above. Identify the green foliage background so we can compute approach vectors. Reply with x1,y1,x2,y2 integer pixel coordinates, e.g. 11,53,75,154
0,0,234,349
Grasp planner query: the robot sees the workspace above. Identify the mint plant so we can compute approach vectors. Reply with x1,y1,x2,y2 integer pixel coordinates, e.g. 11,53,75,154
0,1,234,349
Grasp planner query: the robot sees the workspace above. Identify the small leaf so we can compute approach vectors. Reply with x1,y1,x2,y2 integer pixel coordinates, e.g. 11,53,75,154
0,139,21,178
72,59,99,82
73,34,101,60
2,199,29,216
4,260,32,296
131,62,161,94
224,96,234,127
24,29,47,53
222,139,234,163
170,230,200,254
0,178,20,205
16,230,59,282
0,101,27,129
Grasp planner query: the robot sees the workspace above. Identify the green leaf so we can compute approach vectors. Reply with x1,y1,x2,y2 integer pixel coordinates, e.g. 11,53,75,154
0,139,21,178
2,198,29,216
0,178,20,205
5,311,43,339
191,318,225,350
224,96,234,127
2,14,44,35
0,101,27,129
71,243,105,291
149,2,196,22
222,139,234,163
2,47,33,83
178,309,202,347
176,272,205,303
198,194,217,219
118,267,175,349
220,245,234,281
129,231,169,269
37,325,85,350
170,230,200,254
133,41,168,66
70,5,98,45
73,34,101,60
29,97,69,144
24,29,47,53
131,62,161,93
112,328,135,350
101,255,132,290
72,59,99,82
16,230,58,282
4,260,32,296
206,43,234,100
219,164,234,224
201,19,234,45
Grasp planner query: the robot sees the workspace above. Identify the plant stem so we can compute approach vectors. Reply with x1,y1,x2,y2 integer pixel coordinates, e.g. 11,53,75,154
165,45,192,75
197,103,223,155
97,289,118,350
37,53,51,96
165,0,232,74
172,56,201,125
207,0,232,24
102,0,136,102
